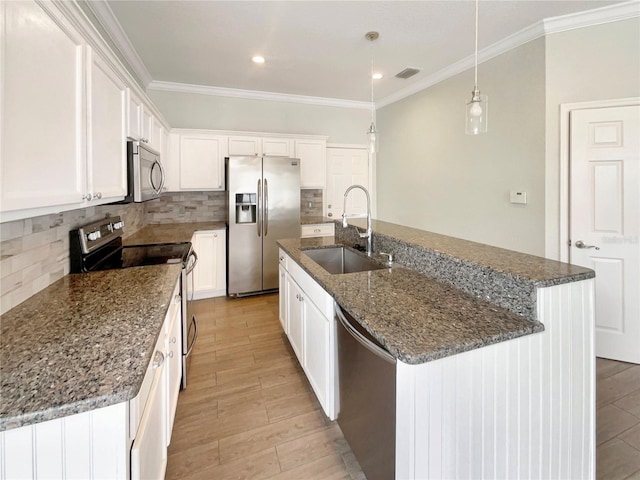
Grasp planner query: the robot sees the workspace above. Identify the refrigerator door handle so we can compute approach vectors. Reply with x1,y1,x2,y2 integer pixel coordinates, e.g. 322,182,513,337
264,178,269,237
257,178,262,237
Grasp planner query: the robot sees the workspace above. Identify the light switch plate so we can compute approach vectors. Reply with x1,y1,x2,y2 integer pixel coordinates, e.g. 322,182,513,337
510,191,527,204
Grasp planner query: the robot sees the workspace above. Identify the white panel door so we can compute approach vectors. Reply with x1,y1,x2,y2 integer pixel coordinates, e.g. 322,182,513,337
570,105,640,363
1,1,86,212
87,48,127,202
326,148,370,219
180,135,226,190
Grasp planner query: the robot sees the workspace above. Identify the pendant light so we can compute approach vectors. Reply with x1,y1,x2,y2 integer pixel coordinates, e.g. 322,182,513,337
365,31,379,153
465,0,488,135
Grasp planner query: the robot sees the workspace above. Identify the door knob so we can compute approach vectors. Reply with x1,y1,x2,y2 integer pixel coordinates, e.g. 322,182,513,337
575,240,600,250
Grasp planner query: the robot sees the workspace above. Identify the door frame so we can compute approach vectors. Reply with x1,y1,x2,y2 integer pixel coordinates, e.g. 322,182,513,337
558,97,640,263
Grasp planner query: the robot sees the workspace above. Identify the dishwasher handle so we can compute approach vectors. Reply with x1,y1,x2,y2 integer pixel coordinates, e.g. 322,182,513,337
335,304,396,364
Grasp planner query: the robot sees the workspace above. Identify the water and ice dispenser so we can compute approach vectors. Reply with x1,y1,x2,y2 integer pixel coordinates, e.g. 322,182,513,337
235,193,257,224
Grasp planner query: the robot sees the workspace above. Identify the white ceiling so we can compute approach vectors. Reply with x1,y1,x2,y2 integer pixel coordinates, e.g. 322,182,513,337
104,0,628,105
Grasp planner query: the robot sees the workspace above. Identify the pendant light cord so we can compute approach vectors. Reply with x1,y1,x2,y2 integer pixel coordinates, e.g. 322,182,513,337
474,0,479,89
371,57,375,123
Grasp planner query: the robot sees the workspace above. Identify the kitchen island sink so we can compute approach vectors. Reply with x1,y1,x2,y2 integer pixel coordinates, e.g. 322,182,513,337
302,246,386,274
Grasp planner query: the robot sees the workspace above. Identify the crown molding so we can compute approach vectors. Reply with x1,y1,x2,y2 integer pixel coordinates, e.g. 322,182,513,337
81,0,638,110
543,0,640,33
377,0,640,108
148,81,372,110
84,0,153,87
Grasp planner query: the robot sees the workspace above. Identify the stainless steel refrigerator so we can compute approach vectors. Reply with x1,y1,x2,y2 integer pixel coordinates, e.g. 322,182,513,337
226,156,300,296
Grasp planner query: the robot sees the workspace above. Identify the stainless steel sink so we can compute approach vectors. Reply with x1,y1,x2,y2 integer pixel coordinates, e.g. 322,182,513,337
303,247,387,275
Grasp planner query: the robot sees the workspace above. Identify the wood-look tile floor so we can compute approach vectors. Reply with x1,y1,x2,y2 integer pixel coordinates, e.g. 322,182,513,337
596,358,640,480
166,294,365,480
166,295,640,480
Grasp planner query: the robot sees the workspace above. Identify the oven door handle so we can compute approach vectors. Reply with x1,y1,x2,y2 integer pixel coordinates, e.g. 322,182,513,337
186,315,198,357
186,250,198,275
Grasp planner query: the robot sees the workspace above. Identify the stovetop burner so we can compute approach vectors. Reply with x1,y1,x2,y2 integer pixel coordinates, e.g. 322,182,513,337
70,216,192,273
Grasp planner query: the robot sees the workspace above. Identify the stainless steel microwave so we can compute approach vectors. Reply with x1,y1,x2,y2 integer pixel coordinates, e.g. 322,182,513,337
122,141,165,203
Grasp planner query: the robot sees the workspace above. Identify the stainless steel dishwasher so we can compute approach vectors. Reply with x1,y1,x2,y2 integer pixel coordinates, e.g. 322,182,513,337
336,303,396,480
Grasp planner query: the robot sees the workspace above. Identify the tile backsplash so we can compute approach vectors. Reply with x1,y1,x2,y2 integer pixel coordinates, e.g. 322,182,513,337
301,189,323,217
0,203,144,315
145,191,227,224
1,188,324,315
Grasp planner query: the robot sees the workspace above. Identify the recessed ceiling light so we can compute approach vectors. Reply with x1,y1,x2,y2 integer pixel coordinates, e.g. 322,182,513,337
372,73,383,80
252,56,265,64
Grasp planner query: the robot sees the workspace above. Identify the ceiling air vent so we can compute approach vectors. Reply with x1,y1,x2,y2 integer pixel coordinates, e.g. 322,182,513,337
395,67,421,79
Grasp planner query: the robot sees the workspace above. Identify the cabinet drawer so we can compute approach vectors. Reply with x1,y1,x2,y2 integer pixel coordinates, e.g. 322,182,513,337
301,223,335,238
279,248,289,270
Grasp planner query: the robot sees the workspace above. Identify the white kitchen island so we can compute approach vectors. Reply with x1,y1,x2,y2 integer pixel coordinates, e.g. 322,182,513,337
278,218,595,480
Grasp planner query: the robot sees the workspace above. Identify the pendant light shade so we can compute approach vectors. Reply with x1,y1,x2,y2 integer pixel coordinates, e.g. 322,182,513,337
365,31,379,153
367,121,377,154
466,88,488,135
466,0,488,135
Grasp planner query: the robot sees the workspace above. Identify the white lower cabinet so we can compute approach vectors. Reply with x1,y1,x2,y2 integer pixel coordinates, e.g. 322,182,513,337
191,230,227,299
278,264,288,332
279,250,337,420
0,280,182,480
130,337,167,480
286,275,305,364
165,284,182,444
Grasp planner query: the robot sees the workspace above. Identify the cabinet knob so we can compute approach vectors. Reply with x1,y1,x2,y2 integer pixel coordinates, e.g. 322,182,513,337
92,192,102,200
167,351,174,358
152,350,165,368
279,256,284,261
328,213,333,217
171,336,177,343
83,193,92,201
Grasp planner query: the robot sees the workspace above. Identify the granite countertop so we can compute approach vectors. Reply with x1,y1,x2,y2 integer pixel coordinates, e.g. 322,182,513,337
344,219,593,287
300,216,334,225
278,237,545,365
123,221,226,245
0,264,182,432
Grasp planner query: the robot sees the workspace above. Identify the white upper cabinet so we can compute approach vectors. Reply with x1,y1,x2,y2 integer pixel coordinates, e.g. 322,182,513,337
295,139,327,188
263,137,294,157
228,136,295,158
151,117,165,153
87,48,127,202
141,106,153,145
1,1,86,213
0,0,170,221
126,90,143,141
228,136,261,156
179,134,227,190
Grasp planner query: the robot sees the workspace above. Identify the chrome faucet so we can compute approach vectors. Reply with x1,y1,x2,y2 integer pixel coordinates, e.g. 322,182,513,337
342,185,372,256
